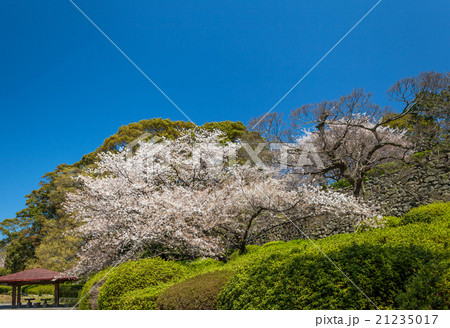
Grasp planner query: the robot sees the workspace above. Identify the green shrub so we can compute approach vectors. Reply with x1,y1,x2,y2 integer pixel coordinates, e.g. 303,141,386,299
399,202,450,225
330,179,352,189
217,211,449,310
366,161,404,177
97,258,187,310
60,283,84,298
23,283,80,298
181,257,223,273
384,216,402,227
157,270,233,310
397,259,450,310
0,285,12,295
118,283,171,310
24,285,54,296
218,244,437,310
114,258,222,310
78,268,111,310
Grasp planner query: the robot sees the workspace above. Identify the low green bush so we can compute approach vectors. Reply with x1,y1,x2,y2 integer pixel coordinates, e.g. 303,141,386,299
24,282,83,298
78,268,111,310
397,259,450,310
157,270,233,310
0,285,12,295
60,283,84,298
24,285,53,296
118,284,171,310
218,244,439,310
217,211,449,310
97,258,187,310
329,178,352,189
399,202,450,225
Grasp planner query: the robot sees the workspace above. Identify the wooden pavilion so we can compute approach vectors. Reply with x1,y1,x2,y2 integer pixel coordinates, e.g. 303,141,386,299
0,268,77,307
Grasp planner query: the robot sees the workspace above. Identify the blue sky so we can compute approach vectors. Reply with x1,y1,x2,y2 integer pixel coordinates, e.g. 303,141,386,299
0,0,449,223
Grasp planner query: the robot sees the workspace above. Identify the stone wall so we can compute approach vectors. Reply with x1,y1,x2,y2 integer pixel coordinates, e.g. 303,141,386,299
255,153,449,244
364,153,450,216
255,212,363,244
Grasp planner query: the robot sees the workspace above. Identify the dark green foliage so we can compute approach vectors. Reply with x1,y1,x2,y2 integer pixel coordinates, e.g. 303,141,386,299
200,121,247,142
329,179,352,190
99,118,246,152
23,283,82,298
384,216,402,227
383,85,449,152
0,285,12,295
0,268,10,276
23,285,53,296
97,258,187,310
4,235,37,272
1,163,83,272
157,271,233,310
218,244,436,309
217,205,449,310
366,161,405,177
397,260,449,309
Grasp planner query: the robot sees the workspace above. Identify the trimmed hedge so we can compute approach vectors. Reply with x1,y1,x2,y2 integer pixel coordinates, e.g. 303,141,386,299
157,270,233,310
23,285,53,296
397,259,449,310
217,213,449,309
78,257,223,310
218,244,437,309
97,258,187,310
117,284,171,310
0,285,12,295
24,283,82,298
399,202,450,225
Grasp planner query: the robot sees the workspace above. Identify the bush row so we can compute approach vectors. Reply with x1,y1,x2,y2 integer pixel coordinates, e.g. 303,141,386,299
97,258,188,310
22,283,82,298
218,203,449,309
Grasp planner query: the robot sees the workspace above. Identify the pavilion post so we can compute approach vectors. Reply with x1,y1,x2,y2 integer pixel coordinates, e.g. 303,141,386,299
17,285,21,307
54,283,60,307
11,285,16,308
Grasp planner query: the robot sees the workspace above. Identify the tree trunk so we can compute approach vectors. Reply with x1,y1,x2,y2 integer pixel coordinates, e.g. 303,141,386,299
238,208,263,254
353,178,364,198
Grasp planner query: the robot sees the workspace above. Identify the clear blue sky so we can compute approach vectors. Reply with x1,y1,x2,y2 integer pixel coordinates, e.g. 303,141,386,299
0,0,449,223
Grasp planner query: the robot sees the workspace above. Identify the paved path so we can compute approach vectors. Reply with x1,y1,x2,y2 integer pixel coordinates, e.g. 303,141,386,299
0,303,74,310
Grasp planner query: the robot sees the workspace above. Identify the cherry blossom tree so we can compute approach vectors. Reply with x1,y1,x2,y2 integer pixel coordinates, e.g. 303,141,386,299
66,130,377,275
294,111,412,197
250,72,449,197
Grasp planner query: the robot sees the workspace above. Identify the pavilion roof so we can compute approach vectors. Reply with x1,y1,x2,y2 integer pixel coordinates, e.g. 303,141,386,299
0,268,77,285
